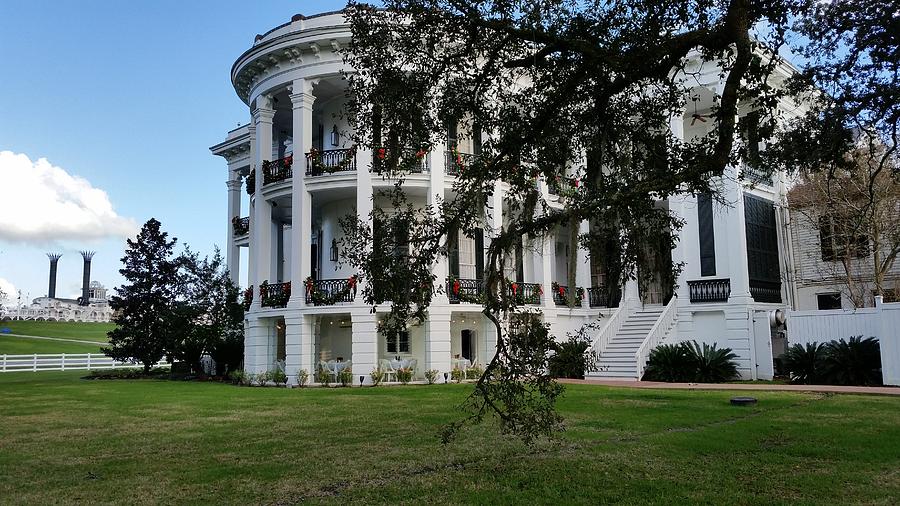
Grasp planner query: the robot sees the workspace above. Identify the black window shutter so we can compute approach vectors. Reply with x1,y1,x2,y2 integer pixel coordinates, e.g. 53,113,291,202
515,238,524,283
474,228,484,280
449,228,460,277
697,193,716,276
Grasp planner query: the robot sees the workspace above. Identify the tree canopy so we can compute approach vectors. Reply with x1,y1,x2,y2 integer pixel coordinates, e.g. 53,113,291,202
338,0,896,441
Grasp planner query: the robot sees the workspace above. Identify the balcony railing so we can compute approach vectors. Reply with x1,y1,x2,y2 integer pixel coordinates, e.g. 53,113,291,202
587,286,622,308
262,156,293,186
242,286,253,311
688,278,731,303
750,279,782,303
305,148,357,176
552,284,584,307
260,281,290,308
506,282,542,305
305,277,357,306
445,150,474,176
740,164,773,186
448,277,484,304
373,147,428,174
232,216,249,237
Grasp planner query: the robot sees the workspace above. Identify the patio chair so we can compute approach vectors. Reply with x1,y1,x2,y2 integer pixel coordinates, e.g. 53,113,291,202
379,358,397,382
407,358,418,378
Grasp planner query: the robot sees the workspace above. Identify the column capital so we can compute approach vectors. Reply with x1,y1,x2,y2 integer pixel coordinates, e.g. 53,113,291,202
226,179,242,191
289,91,316,109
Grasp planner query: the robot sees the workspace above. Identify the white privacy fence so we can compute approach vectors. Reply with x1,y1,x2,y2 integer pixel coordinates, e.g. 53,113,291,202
787,297,900,386
0,353,170,373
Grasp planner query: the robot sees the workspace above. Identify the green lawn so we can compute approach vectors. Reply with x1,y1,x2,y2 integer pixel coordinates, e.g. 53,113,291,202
0,335,103,355
1,372,899,505
0,321,114,343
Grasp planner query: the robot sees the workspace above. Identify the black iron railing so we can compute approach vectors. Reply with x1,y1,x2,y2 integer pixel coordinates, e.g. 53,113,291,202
740,164,774,186
262,156,293,186
373,147,428,174
445,150,474,176
232,216,249,236
587,286,622,308
505,282,542,305
260,281,291,308
305,148,357,176
305,278,357,305
448,277,483,303
688,278,731,303
552,284,584,307
242,286,253,311
750,279,782,303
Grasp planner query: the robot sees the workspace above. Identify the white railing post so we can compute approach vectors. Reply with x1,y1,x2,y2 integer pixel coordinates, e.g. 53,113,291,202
87,353,92,370
1,354,5,372
33,353,38,372
61,353,66,371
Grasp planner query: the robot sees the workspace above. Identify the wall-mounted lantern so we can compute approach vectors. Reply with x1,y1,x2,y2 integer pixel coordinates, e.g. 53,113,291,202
330,238,339,262
330,125,339,147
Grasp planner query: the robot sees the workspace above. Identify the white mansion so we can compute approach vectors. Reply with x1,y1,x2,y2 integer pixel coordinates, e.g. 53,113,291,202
211,11,803,383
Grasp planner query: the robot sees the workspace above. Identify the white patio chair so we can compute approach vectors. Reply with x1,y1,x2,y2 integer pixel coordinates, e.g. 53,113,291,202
379,358,397,382
407,358,418,378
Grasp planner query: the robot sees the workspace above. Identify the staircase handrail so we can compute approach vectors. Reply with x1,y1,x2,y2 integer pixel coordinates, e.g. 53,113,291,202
592,303,631,358
634,296,678,379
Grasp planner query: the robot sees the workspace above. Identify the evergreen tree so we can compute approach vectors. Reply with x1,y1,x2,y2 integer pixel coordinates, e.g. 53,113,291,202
103,218,179,373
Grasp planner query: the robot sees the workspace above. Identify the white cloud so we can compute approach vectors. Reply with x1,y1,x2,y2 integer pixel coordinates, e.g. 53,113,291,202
0,151,137,243
0,277,16,305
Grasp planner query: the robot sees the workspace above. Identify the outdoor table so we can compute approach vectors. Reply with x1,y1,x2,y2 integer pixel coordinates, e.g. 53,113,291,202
327,361,350,373
390,359,412,370
452,358,471,370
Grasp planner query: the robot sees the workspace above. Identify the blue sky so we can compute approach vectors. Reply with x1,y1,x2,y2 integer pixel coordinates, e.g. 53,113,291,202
0,0,348,303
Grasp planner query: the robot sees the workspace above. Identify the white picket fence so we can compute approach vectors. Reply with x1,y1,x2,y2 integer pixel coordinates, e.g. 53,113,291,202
0,353,170,373
787,297,900,386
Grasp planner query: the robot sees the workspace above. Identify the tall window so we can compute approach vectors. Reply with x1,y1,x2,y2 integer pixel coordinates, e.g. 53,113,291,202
386,331,410,354
697,193,716,276
816,293,842,310
819,215,869,261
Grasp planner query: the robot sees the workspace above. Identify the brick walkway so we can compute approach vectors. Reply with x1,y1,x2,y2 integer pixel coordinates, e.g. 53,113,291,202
561,378,900,396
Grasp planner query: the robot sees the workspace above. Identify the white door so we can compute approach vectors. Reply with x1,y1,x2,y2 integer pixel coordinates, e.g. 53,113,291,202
459,235,476,279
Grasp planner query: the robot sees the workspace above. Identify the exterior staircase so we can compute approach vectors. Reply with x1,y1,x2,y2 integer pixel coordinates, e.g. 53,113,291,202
588,306,666,380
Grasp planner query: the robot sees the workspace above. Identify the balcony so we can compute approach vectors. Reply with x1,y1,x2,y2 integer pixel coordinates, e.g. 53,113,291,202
552,284,584,307
260,281,290,308
506,282,542,306
305,277,358,306
587,286,622,308
305,147,357,177
688,278,731,303
444,150,474,176
263,156,293,186
232,216,249,237
373,147,428,174
750,279,782,303
448,277,484,304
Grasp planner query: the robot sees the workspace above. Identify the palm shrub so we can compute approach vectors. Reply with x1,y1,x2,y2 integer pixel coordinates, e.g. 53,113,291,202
548,335,597,379
296,369,309,387
782,342,827,384
369,368,385,386
270,369,288,386
396,367,413,384
424,369,438,384
338,367,354,387
642,343,693,382
450,368,464,383
686,341,739,383
254,371,271,387
316,367,331,386
823,336,882,386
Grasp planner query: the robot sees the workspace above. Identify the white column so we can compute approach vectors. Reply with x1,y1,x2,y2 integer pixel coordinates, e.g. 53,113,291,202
576,220,591,293
246,123,257,290
251,96,275,307
244,316,270,374
288,80,316,308
284,313,309,382
351,311,378,384
726,164,753,302
541,235,554,309
426,307,452,379
355,142,374,302
226,173,242,284
429,147,448,303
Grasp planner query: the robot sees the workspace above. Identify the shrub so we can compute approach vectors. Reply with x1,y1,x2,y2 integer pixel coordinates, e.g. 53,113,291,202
642,343,693,382
370,368,385,386
316,367,332,386
338,367,354,387
782,342,827,384
823,336,882,386
296,369,309,387
642,341,739,383
548,336,596,379
228,369,247,385
466,366,484,380
254,371,271,386
686,341,739,383
450,368,464,383
271,369,288,386
424,369,439,384
396,367,413,384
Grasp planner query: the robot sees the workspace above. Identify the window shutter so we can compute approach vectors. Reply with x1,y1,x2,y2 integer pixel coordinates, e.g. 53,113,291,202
697,193,716,276
475,228,484,280
449,228,460,277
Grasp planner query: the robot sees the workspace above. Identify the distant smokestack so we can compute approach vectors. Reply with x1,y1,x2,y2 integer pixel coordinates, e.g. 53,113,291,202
80,251,95,306
46,253,62,299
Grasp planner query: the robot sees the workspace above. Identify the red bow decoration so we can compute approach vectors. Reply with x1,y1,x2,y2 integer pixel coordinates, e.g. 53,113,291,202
452,279,460,295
